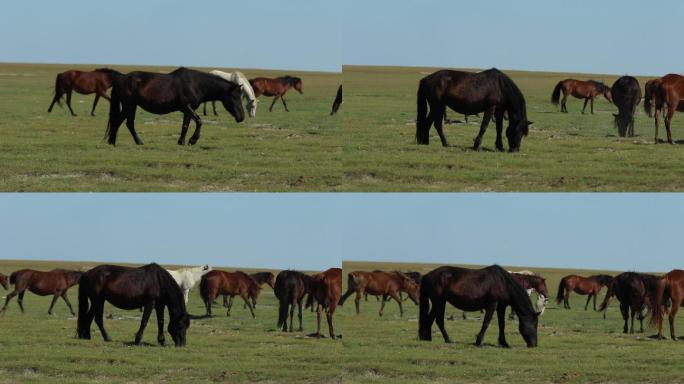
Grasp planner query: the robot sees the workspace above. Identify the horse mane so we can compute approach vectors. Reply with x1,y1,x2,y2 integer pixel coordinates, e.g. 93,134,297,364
95,68,122,75
490,265,536,317
485,68,529,135
278,76,301,87
150,263,186,315
589,80,609,92
590,274,613,286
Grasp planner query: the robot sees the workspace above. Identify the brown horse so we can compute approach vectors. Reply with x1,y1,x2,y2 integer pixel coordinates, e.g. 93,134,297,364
47,68,122,116
338,271,419,317
306,268,342,339
650,269,684,340
0,273,8,290
598,272,659,334
0,269,82,316
199,270,259,318
249,76,303,112
551,79,613,114
644,74,684,144
274,270,313,332
556,274,613,311
250,272,275,289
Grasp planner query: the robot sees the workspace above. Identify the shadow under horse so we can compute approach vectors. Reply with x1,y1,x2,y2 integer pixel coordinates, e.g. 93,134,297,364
415,68,532,152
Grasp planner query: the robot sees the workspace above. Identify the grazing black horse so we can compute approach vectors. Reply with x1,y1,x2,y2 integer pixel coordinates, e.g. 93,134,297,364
106,67,245,146
597,272,659,334
330,85,343,115
419,265,539,348
77,263,190,346
274,270,312,332
611,76,642,137
415,68,532,152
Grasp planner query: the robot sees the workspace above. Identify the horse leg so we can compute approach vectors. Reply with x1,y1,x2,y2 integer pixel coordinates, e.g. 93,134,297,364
66,89,77,116
496,303,510,348
665,106,676,144
668,300,680,340
203,102,207,116
391,291,404,317
226,295,234,317
178,113,192,145
155,302,166,346
378,294,388,317
315,303,322,337
561,92,568,113
637,308,644,333
355,289,363,315
434,299,452,343
326,310,335,339
472,107,493,151
93,300,111,341
269,96,279,112
620,303,629,333
629,306,636,334
212,101,217,116
582,98,588,114
183,289,189,305
61,292,76,316
564,291,570,309
124,104,144,145
590,97,595,114
48,88,64,113
281,96,289,112
433,106,448,147
593,293,597,311
186,106,204,146
48,293,60,315
475,304,496,347
17,291,25,313
297,298,304,332
0,288,18,313
242,294,255,318
584,294,592,311
135,302,154,345
91,94,100,116
494,109,505,151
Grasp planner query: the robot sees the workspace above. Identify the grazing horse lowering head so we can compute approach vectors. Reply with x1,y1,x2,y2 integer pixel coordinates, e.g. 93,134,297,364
282,76,303,94
168,312,190,346
598,82,613,103
519,313,539,347
221,83,246,123
64,270,84,287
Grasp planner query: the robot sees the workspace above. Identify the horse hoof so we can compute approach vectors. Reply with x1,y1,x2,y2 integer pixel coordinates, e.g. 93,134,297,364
177,140,184,146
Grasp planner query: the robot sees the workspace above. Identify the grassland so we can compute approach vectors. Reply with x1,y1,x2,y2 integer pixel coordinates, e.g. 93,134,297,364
340,260,684,383
0,260,343,383
0,63,341,191
342,65,684,191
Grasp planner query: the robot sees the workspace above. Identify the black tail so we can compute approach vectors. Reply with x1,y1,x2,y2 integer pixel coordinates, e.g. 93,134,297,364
418,277,432,340
277,289,292,330
649,276,669,328
338,273,357,306
199,275,209,305
415,78,430,144
330,85,342,116
76,275,90,338
597,279,616,312
551,81,563,105
52,74,63,107
556,278,566,304
105,78,122,145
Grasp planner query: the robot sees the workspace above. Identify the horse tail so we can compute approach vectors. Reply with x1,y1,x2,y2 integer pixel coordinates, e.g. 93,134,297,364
276,284,292,330
415,78,430,145
555,278,566,304
76,274,91,338
338,273,357,306
105,77,122,143
52,74,63,106
551,81,563,105
649,275,669,327
643,82,659,117
418,276,432,340
199,274,210,305
597,279,616,312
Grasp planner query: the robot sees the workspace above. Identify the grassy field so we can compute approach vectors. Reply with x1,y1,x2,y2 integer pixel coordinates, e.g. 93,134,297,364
342,65,684,191
0,260,343,383
0,63,341,191
340,260,684,383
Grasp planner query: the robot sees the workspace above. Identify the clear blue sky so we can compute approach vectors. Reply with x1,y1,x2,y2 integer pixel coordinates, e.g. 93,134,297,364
0,0,340,72
343,0,683,76
0,194,682,272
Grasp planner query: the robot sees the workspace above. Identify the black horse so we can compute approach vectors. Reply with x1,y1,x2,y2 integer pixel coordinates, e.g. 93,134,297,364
330,85,342,115
77,263,190,346
274,270,312,332
418,265,538,348
106,67,245,146
611,76,642,137
597,272,659,334
416,68,532,152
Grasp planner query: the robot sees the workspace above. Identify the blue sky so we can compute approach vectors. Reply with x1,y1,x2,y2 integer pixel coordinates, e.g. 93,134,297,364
0,194,682,272
343,0,683,76
0,0,340,72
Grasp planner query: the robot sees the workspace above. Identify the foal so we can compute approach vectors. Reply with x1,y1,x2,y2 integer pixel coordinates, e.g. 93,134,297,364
0,269,82,316
249,76,303,112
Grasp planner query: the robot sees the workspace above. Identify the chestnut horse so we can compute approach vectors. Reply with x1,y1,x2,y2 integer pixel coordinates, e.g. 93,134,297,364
416,68,532,152
551,79,612,114
339,271,419,317
644,74,684,144
274,270,313,332
306,268,342,339
48,68,122,116
0,269,82,316
249,76,303,112
330,85,342,115
199,270,260,318
650,269,684,340
0,273,8,290
106,67,245,146
77,263,189,346
611,76,641,137
598,272,659,334
556,274,613,311
419,265,539,348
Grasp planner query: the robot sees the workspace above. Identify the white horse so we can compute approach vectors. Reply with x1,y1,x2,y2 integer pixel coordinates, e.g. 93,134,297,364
167,265,213,304
208,70,257,117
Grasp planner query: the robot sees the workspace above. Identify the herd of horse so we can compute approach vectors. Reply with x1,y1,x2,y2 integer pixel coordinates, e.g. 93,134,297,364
415,68,684,151
46,67,343,146
1,264,683,348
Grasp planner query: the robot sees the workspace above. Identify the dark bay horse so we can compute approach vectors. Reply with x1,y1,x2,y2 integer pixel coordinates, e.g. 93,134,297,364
339,270,419,317
77,263,189,346
611,76,641,137
48,68,122,116
419,265,539,348
650,269,684,340
274,270,312,332
306,268,342,339
0,269,82,316
330,85,342,115
598,272,659,334
0,273,8,290
551,79,612,114
199,270,260,318
106,67,245,146
249,76,303,112
415,68,532,152
644,73,684,144
556,274,613,311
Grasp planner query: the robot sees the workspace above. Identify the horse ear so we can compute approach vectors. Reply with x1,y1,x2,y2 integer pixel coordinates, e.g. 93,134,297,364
527,120,533,125
612,113,618,118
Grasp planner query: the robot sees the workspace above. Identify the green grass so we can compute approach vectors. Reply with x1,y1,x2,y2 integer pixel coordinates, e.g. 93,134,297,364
0,63,341,191
0,260,342,383
340,260,684,383
341,65,684,191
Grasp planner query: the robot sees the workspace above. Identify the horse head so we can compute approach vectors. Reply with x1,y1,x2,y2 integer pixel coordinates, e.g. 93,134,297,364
168,312,190,347
507,119,532,152
66,270,84,287
221,84,245,123
519,312,539,347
